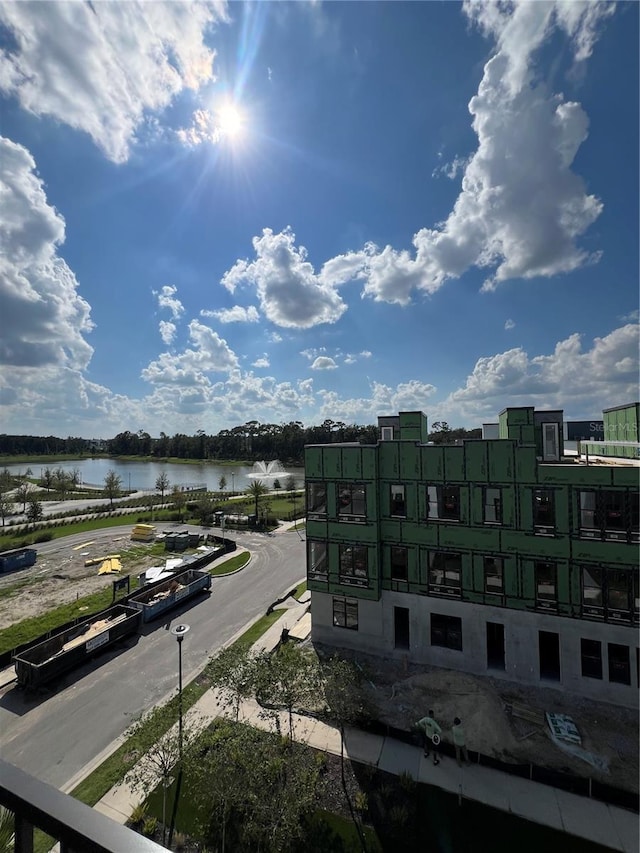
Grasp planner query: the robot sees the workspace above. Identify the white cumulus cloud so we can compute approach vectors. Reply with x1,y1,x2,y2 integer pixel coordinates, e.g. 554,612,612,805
155,285,185,320
202,305,260,324
142,319,238,385
442,322,639,423
504,319,516,330
311,356,338,371
0,137,93,369
316,0,611,304
159,321,177,345
221,227,347,328
0,1,226,163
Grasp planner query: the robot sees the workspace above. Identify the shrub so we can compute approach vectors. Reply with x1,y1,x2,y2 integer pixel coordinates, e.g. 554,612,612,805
34,531,53,543
142,816,158,837
354,791,368,813
173,830,187,851
129,802,147,826
388,804,409,827
398,770,416,792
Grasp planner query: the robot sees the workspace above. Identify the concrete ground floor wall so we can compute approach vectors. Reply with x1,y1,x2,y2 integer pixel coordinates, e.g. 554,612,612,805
310,591,639,710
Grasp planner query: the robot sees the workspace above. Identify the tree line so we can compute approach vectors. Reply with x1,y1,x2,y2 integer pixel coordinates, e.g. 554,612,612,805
0,420,480,464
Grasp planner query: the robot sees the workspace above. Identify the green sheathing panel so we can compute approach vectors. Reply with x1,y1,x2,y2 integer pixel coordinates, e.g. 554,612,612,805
515,446,537,482
488,442,516,526
323,446,343,479
443,446,465,481
422,445,444,481
570,538,636,566
400,442,423,480
379,442,400,480
306,426,638,627
305,446,324,479
504,530,567,560
399,411,428,442
341,446,363,479
499,407,534,443
464,441,488,483
604,404,639,456
556,562,573,615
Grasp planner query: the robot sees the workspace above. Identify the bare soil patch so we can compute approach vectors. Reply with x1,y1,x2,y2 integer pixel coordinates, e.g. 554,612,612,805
0,532,167,630
337,647,639,796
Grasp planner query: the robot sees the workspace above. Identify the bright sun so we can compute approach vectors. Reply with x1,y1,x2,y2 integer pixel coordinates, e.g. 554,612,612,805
218,103,245,140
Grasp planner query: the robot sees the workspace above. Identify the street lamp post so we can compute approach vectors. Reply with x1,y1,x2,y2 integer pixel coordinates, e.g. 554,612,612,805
170,624,190,764
168,623,190,847
231,472,235,495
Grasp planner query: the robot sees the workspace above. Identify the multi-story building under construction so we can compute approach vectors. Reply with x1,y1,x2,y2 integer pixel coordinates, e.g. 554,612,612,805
304,403,639,709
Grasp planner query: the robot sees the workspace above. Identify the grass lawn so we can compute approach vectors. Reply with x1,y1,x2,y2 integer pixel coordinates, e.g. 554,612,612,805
0,587,116,655
208,551,250,576
0,511,176,552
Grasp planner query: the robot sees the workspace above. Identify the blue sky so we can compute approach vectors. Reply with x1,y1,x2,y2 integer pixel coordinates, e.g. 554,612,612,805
1,0,638,438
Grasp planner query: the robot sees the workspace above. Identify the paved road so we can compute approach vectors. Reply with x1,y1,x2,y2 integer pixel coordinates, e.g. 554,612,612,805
0,526,306,789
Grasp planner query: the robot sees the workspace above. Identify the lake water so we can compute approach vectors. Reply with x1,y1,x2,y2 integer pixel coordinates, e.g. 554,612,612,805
2,458,305,493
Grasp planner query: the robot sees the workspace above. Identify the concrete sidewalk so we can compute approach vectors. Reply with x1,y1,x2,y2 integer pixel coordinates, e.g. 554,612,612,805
85,597,638,853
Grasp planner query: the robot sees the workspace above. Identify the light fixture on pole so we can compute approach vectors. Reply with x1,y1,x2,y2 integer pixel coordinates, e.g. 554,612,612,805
170,623,190,764
168,623,190,847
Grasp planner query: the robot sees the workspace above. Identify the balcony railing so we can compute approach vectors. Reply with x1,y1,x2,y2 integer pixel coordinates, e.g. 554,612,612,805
0,759,165,853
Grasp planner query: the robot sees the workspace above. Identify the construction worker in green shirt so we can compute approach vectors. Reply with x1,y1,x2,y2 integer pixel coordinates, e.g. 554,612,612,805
414,709,442,765
452,716,471,766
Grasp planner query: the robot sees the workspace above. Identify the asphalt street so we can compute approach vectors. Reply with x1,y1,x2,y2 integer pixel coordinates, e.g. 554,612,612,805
0,525,306,790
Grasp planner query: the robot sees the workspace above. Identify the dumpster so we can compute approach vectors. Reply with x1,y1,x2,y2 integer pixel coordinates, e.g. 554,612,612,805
13,604,141,689
128,569,211,623
0,548,37,574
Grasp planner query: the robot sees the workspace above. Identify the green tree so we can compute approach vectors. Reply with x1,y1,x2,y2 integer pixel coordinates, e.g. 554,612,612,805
41,466,54,490
171,485,187,521
194,495,215,526
26,496,43,528
273,478,281,491
218,474,227,492
53,467,71,499
285,475,296,493
189,722,319,853
0,468,12,493
0,493,13,527
321,656,369,852
124,709,201,847
15,482,30,512
155,472,170,500
254,643,320,742
246,480,268,520
0,805,15,853
207,645,257,721
103,470,122,509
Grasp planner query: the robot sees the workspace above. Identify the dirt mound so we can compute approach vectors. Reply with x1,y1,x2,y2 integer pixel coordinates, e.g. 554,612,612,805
334,649,638,794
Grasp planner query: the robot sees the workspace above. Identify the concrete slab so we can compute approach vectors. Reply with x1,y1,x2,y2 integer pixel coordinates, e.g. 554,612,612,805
95,784,139,825
344,727,384,766
292,716,319,742
416,753,461,793
0,666,16,689
609,805,640,853
555,789,622,850
304,723,342,755
378,738,420,779
505,775,564,830
288,612,311,640
460,765,511,813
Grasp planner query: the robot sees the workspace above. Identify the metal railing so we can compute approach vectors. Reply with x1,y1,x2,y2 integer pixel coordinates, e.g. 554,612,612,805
0,759,165,853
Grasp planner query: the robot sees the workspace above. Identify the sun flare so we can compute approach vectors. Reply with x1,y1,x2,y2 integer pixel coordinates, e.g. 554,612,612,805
218,103,245,140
